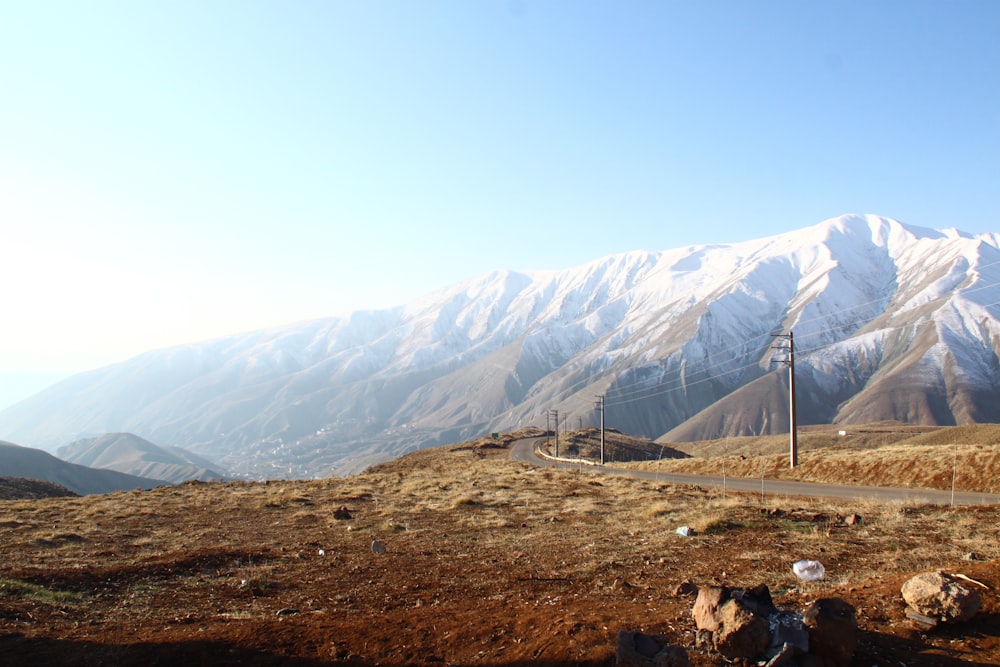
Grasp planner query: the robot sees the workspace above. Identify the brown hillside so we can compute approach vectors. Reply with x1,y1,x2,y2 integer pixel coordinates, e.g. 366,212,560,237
538,427,689,463
1,429,998,666
636,423,1000,493
0,477,78,501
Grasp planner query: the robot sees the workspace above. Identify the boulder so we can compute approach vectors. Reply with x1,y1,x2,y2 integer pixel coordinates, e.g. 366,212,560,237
714,598,771,660
615,631,691,667
901,571,981,625
692,586,729,632
802,598,857,667
692,585,773,659
693,586,858,664
692,584,776,632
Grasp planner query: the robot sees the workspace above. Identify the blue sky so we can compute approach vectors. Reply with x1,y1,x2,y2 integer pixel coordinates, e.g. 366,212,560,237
1,0,998,407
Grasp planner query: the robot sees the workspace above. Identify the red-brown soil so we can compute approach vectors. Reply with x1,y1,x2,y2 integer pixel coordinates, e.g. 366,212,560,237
0,477,78,501
1,433,999,666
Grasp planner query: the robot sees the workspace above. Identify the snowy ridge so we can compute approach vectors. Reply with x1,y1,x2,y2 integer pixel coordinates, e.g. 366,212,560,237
2,214,999,478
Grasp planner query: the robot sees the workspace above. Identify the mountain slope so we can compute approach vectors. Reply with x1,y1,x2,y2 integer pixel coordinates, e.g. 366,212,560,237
2,214,999,478
0,477,78,500
57,433,226,484
0,441,168,495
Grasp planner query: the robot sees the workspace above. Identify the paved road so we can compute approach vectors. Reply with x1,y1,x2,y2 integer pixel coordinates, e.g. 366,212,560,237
510,437,1000,506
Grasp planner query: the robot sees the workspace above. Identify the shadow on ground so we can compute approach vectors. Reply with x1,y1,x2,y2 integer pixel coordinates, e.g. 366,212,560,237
857,613,1000,667
0,633,624,667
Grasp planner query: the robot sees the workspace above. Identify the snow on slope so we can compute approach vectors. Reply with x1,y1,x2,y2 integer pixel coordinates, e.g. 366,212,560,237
2,214,999,478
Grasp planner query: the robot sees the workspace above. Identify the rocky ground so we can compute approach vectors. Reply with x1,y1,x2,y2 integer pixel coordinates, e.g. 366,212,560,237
1,431,999,666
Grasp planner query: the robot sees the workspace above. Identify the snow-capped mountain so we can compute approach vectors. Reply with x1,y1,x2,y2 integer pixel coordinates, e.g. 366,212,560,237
2,214,999,478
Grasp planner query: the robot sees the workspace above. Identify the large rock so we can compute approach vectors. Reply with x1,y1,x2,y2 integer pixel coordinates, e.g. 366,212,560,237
692,585,773,660
692,586,729,632
693,586,859,666
802,598,858,667
692,585,776,632
901,571,981,624
615,631,690,667
714,598,771,660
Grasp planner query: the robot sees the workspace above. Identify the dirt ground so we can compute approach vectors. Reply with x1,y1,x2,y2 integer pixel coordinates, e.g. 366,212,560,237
1,433,999,666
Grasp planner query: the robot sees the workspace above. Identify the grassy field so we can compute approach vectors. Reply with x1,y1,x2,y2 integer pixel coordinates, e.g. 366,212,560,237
551,422,1000,494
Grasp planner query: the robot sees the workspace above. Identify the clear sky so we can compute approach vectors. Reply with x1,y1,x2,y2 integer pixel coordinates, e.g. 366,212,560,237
1,0,998,408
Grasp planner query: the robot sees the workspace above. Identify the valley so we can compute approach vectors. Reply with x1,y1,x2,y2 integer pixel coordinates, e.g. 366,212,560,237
5,215,1000,480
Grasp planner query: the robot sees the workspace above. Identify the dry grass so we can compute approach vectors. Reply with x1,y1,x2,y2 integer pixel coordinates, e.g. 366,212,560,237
0,577,83,605
1,426,999,666
615,424,1000,493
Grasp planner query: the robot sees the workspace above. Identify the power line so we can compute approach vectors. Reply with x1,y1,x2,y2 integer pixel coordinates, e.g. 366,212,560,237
603,279,1000,409
533,260,1000,431
604,317,943,409
531,262,1000,412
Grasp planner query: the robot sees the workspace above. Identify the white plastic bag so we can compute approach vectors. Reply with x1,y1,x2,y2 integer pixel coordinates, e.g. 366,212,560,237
792,559,825,581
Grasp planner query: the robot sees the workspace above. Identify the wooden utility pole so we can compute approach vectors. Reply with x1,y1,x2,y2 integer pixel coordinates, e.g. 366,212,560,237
594,395,605,464
550,409,559,457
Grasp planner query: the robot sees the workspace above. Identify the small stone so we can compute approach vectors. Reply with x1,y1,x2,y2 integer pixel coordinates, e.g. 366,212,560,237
371,538,387,554
673,579,699,597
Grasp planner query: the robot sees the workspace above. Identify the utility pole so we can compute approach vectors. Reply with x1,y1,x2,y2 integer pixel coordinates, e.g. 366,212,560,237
771,331,798,468
594,395,605,464
789,331,798,468
549,409,559,457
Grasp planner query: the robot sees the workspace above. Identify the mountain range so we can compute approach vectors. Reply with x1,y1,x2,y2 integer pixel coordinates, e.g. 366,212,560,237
2,214,998,478
57,432,226,484
0,441,167,495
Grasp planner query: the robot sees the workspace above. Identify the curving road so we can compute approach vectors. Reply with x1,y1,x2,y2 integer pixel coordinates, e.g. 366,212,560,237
510,437,1000,506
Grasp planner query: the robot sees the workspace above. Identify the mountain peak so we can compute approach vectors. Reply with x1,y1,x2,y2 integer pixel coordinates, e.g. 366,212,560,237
2,215,998,478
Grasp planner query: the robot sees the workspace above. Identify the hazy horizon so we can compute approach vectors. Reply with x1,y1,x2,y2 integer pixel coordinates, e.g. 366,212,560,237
2,1,997,406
